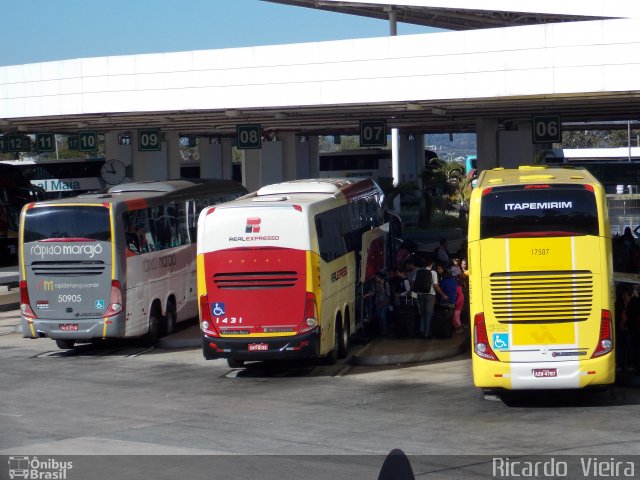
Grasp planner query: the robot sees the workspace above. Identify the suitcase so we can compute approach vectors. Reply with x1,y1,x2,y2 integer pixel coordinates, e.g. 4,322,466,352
393,303,418,338
431,304,454,339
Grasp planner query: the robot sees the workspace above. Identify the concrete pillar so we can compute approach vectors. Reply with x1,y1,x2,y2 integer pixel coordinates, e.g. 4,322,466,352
261,141,284,186
242,149,261,192
296,137,311,179
308,135,320,178
165,131,181,179
497,122,543,167
414,134,426,189
131,133,167,181
281,132,297,181
398,133,423,184
221,138,234,180
476,118,500,170
199,138,223,179
392,128,400,186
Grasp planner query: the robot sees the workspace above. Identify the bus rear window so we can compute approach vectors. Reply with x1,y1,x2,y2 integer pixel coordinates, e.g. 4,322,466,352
24,206,111,242
480,185,599,239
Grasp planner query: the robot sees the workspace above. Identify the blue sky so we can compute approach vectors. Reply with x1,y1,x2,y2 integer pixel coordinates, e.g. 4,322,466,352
1,0,433,67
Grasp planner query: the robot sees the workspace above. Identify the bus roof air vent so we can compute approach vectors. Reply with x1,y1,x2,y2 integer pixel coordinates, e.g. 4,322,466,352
519,165,548,170
520,174,555,181
257,178,357,196
253,195,289,202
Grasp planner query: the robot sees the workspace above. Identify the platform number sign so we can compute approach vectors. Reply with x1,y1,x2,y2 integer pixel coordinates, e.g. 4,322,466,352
36,133,55,152
359,120,387,147
138,128,161,151
6,134,31,152
236,124,262,150
532,115,562,144
67,135,78,150
78,131,97,152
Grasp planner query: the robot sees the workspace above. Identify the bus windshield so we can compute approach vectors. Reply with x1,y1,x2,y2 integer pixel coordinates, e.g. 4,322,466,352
23,206,111,242
480,184,599,239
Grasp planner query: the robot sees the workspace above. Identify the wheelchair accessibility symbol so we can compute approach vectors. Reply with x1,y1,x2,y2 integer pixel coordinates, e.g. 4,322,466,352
95,299,105,310
211,303,225,316
493,333,509,350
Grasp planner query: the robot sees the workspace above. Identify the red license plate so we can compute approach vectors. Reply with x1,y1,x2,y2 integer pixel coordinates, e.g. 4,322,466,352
248,343,268,351
533,368,557,378
59,324,78,331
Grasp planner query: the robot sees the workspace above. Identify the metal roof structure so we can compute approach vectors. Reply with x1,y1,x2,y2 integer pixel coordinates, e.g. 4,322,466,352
1,1,639,138
262,0,617,30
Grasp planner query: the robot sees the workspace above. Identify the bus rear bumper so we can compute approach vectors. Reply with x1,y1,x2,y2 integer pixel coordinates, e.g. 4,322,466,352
21,316,124,340
202,329,321,361
473,356,616,390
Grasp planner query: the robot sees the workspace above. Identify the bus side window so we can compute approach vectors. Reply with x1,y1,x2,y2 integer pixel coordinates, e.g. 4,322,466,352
123,212,141,255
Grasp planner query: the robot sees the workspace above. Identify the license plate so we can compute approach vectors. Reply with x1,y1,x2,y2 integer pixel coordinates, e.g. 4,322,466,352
59,324,78,332
533,368,557,378
248,343,268,351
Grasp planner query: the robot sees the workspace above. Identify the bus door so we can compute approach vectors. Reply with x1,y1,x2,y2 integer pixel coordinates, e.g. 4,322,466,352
478,184,607,364
21,204,115,337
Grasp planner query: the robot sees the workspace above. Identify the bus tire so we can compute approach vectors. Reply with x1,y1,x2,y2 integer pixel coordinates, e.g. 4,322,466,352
227,358,244,368
338,317,350,359
55,339,75,350
164,300,177,336
146,310,160,346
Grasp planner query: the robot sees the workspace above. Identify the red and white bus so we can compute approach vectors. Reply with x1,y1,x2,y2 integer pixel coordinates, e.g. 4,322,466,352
197,178,399,367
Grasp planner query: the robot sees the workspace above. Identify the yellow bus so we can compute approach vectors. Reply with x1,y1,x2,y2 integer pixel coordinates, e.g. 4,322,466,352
468,165,615,390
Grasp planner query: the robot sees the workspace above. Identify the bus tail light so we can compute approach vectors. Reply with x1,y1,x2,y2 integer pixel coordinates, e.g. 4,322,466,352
299,292,318,334
19,280,36,319
199,295,219,337
591,309,613,358
473,313,498,361
103,280,123,317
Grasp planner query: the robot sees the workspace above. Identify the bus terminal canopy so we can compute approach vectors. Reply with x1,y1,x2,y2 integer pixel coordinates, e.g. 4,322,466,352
263,0,619,30
1,0,640,138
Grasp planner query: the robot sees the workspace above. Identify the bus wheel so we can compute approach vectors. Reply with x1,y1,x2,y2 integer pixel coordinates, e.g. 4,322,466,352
55,339,75,350
164,301,177,336
338,319,350,359
227,358,244,368
146,311,160,346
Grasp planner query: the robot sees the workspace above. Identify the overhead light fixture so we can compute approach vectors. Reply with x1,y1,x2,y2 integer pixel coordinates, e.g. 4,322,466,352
432,107,446,116
225,109,239,118
77,122,88,128
0,119,9,126
274,112,288,120
98,117,109,124
406,103,422,111
17,125,28,132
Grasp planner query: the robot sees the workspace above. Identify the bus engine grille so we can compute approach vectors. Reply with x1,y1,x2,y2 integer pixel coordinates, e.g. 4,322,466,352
489,270,593,323
31,260,106,276
213,271,299,289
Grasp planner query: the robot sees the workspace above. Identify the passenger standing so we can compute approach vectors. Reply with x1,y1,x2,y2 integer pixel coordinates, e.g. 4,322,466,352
365,272,392,336
433,238,451,267
452,279,465,333
404,257,417,290
414,255,447,339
